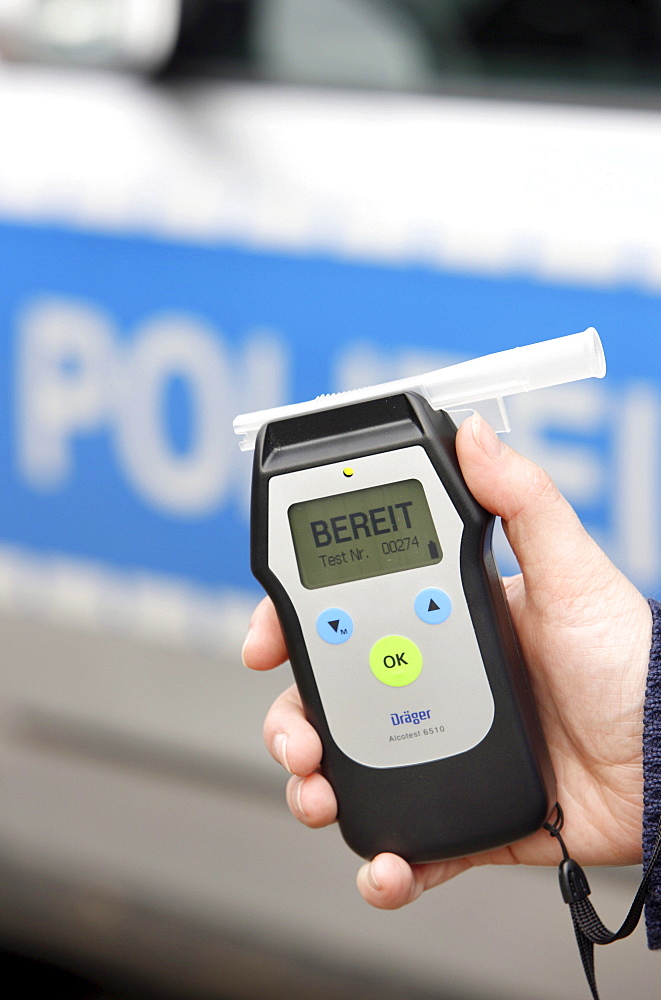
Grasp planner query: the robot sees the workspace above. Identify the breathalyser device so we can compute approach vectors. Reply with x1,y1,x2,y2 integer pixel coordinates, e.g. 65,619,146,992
234,330,606,863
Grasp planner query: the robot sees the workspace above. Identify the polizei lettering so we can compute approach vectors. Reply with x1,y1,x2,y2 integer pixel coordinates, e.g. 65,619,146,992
390,709,431,726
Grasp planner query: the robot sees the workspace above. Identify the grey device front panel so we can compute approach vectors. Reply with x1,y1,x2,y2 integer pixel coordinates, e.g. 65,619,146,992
268,445,495,769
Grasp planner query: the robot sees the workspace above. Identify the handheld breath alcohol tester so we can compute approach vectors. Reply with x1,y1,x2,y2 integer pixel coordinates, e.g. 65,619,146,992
234,330,606,863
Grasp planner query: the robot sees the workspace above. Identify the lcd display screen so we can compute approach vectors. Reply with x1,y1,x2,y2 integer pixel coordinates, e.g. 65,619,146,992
288,479,442,589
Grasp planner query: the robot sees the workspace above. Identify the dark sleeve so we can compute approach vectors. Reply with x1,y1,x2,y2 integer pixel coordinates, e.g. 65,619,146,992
643,598,661,948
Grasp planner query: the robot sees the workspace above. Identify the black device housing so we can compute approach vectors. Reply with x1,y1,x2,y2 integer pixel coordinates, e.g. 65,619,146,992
251,392,555,863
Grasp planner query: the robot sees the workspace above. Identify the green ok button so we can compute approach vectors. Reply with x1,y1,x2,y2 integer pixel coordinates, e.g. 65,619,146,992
369,635,423,687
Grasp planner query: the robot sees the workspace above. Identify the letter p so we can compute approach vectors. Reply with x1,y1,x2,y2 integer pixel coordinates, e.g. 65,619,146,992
17,298,115,489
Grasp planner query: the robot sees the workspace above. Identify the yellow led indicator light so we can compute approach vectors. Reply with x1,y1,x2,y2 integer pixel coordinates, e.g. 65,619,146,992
343,467,354,477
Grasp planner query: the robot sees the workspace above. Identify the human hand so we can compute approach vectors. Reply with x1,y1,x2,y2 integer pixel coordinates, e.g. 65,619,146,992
241,413,652,909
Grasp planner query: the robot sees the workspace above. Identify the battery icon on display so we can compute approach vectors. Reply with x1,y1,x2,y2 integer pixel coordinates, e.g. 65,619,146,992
428,541,439,560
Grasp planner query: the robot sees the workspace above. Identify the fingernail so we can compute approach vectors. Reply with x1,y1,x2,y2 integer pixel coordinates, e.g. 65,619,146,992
363,860,381,892
273,732,292,774
291,776,307,818
471,412,505,459
240,627,252,667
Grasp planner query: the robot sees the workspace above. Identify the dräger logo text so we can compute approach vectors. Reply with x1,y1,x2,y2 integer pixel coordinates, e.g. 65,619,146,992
390,710,431,726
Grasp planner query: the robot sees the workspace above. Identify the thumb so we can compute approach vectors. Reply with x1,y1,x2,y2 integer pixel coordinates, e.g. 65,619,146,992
455,413,611,604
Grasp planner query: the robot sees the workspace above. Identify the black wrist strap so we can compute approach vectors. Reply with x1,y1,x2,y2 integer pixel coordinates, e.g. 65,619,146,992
544,803,661,1000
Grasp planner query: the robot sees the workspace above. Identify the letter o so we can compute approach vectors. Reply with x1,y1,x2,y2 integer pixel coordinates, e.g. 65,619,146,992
114,316,231,516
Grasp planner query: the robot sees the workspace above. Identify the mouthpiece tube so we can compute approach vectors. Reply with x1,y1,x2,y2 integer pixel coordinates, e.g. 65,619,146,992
234,328,605,451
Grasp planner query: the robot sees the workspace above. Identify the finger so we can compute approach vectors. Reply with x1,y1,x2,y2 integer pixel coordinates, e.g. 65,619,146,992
356,853,472,910
263,683,324,777
455,414,611,603
286,773,338,829
242,596,288,671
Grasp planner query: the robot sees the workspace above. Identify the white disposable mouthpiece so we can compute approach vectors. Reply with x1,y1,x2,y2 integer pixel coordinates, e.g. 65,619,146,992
234,328,605,451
